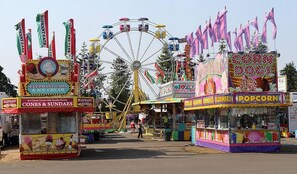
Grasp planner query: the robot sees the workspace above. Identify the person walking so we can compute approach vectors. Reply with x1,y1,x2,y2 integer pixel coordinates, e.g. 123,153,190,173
137,119,143,138
130,120,136,134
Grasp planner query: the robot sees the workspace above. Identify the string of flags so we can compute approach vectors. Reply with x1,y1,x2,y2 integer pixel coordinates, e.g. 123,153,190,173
186,7,277,56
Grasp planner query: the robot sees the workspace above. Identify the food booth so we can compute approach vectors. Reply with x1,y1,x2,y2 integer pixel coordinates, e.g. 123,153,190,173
184,52,292,152
2,57,94,160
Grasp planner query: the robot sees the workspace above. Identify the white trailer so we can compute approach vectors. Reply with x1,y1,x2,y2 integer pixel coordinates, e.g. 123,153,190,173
0,92,19,149
288,92,297,135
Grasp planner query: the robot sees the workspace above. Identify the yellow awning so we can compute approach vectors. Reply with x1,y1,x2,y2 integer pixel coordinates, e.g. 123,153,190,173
184,103,292,111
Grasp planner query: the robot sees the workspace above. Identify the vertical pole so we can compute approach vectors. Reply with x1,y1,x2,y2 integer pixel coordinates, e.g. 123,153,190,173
172,103,176,130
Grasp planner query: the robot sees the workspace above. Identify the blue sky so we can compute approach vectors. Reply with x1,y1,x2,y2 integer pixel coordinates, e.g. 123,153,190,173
0,0,296,87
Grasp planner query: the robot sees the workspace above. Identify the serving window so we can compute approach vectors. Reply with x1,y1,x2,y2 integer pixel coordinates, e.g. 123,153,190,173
21,112,76,134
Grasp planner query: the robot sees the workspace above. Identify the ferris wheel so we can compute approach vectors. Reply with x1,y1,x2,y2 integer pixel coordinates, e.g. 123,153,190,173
86,18,182,126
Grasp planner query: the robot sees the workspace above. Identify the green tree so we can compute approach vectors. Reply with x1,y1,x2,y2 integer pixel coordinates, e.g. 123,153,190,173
109,57,131,111
280,62,297,92
250,33,268,53
0,66,17,97
156,43,174,83
218,39,227,53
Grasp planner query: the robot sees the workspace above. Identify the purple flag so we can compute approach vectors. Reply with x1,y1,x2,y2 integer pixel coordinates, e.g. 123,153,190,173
186,32,193,45
219,7,228,39
226,31,232,51
233,28,239,52
194,38,200,55
195,25,203,54
267,8,277,39
250,17,259,47
186,32,195,57
202,21,209,50
237,24,244,51
250,17,259,31
261,15,268,43
214,12,221,42
243,21,251,49
208,18,216,47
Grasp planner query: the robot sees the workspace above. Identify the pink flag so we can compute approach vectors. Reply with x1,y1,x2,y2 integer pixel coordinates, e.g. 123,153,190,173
267,8,277,39
195,25,202,55
186,32,195,57
226,31,232,51
202,21,209,50
219,7,228,39
233,28,239,52
214,12,221,41
250,17,259,31
208,18,216,47
237,24,244,52
243,21,251,49
261,15,268,43
250,17,259,48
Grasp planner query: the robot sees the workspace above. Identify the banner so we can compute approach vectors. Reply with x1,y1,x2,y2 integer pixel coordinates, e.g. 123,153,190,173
26,29,33,60
36,10,49,48
154,63,165,78
15,18,27,62
144,70,155,84
63,19,75,57
48,32,56,59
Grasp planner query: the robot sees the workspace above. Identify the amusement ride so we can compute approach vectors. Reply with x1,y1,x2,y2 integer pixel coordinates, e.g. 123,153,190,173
81,18,184,130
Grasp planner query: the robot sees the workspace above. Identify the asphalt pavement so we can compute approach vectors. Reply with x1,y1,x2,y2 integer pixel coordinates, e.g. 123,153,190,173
1,133,297,174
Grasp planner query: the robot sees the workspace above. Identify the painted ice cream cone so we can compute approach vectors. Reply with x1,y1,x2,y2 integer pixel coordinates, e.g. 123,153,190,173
45,135,53,151
24,136,33,151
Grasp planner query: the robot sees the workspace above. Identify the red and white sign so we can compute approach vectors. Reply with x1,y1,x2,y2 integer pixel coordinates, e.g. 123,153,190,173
21,98,73,108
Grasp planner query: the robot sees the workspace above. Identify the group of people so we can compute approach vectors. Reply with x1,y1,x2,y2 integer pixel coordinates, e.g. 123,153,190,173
129,120,143,138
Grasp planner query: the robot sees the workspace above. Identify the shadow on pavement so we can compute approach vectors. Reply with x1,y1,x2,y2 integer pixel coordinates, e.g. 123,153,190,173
74,148,166,160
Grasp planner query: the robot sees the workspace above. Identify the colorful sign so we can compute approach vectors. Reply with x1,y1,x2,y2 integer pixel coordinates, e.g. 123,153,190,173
231,130,278,144
159,81,195,99
21,98,74,108
184,92,290,109
159,83,173,98
20,134,78,155
26,59,70,81
228,53,277,92
2,98,17,109
195,53,229,97
26,81,71,95
77,97,94,107
173,81,195,94
214,94,233,105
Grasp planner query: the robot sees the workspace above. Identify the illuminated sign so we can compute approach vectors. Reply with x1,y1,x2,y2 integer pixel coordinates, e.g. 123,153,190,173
27,81,70,95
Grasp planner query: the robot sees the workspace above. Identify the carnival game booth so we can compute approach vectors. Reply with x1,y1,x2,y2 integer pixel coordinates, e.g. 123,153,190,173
2,57,94,160
134,80,195,141
184,52,292,152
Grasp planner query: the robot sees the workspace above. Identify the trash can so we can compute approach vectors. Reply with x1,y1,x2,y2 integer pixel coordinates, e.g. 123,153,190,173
165,131,172,141
93,131,99,141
